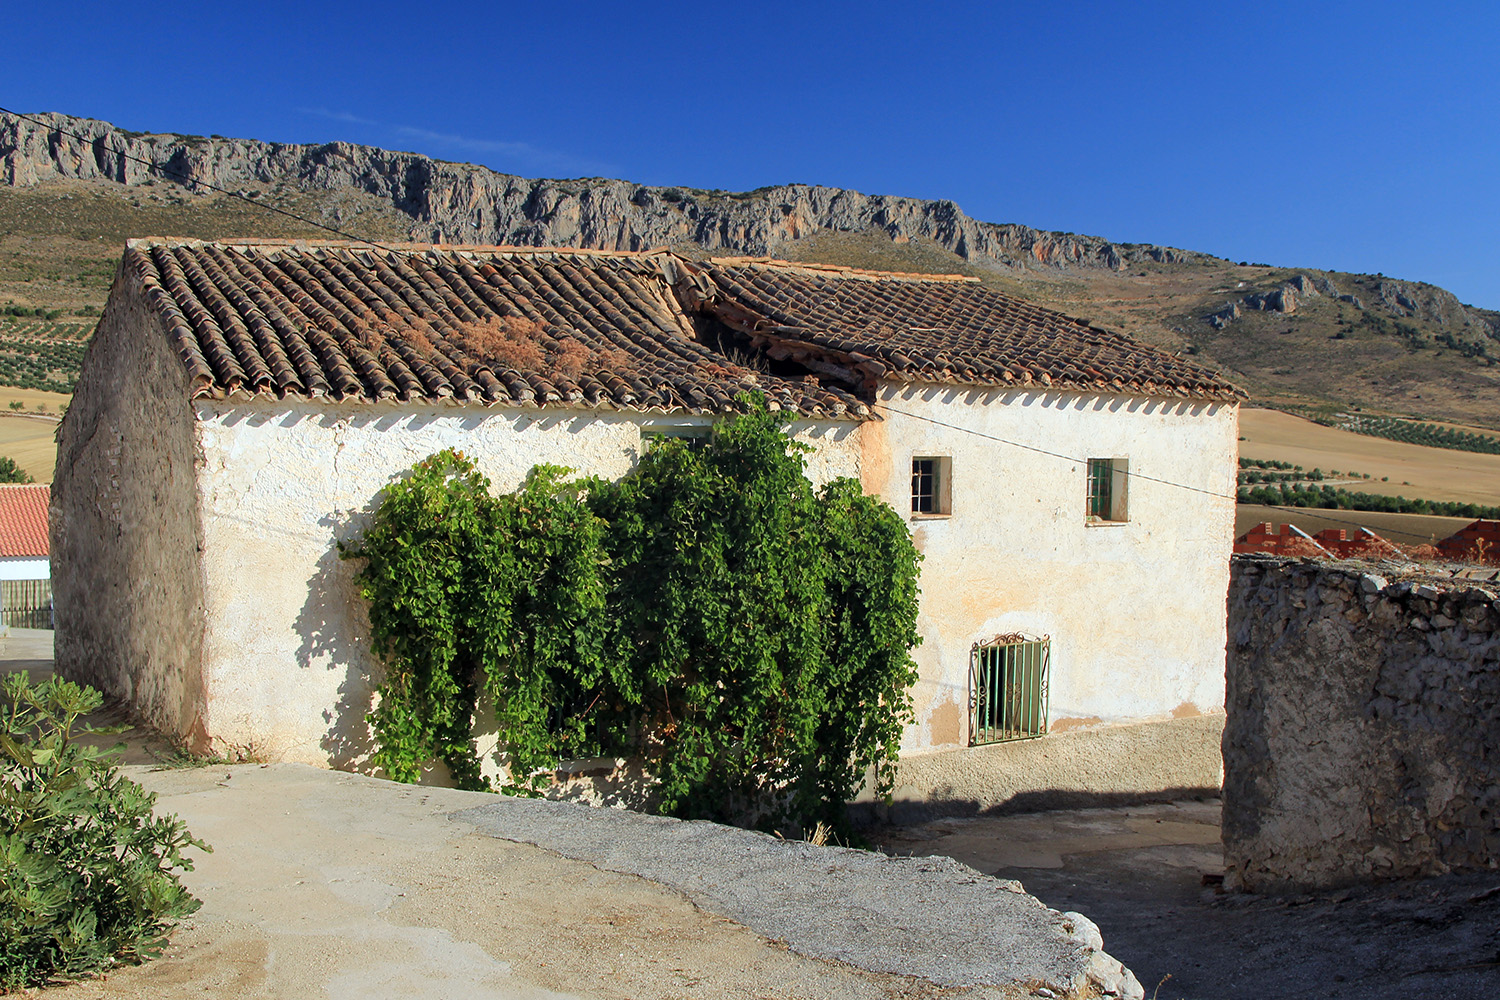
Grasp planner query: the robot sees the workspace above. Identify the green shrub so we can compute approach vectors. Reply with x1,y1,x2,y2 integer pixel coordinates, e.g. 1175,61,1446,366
0,675,208,990
345,402,922,834
0,457,30,484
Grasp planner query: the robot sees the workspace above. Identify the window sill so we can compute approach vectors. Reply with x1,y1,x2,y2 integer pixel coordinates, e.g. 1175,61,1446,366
910,513,953,521
1085,518,1129,527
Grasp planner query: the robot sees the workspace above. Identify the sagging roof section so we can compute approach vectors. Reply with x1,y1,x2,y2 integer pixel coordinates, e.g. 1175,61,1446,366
119,239,1242,416
690,257,1244,400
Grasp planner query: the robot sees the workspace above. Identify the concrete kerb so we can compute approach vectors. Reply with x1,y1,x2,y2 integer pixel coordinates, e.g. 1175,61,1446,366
455,795,1144,998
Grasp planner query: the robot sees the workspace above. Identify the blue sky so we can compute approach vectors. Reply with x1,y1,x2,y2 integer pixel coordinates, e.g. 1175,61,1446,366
8,1,1499,307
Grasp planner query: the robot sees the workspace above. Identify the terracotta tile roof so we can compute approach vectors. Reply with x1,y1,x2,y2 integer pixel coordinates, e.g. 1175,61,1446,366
685,258,1244,400
124,240,867,418
0,484,49,558
119,240,1241,417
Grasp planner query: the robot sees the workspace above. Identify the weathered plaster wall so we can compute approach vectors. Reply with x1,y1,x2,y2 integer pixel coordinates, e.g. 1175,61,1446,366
1223,555,1500,890
51,268,208,745
191,401,859,763
865,384,1239,753
855,714,1225,823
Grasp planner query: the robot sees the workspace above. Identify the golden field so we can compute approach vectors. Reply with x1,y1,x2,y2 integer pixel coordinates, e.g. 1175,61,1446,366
0,413,60,482
1237,408,1500,507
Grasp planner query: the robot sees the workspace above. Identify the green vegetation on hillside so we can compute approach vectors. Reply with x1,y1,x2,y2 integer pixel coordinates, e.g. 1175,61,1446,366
0,319,89,393
1238,482,1499,520
1330,414,1500,455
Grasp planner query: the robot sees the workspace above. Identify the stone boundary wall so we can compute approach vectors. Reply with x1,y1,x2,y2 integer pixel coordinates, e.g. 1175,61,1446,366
1223,554,1500,890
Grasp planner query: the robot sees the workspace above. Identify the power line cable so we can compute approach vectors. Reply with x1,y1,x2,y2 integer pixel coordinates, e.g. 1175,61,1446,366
872,401,1476,544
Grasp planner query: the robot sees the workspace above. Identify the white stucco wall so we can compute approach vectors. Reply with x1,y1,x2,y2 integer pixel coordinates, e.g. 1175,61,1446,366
0,557,49,581
190,386,1236,768
192,400,860,764
861,383,1239,752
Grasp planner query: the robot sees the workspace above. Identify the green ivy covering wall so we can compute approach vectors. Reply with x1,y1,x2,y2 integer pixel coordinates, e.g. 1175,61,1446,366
343,403,922,834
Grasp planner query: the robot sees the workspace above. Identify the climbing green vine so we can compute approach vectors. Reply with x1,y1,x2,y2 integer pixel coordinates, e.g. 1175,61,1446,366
343,402,922,833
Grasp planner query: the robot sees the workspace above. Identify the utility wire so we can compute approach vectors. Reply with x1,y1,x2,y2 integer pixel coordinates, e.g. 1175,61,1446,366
872,399,1241,502
872,401,1473,544
2,109,1472,547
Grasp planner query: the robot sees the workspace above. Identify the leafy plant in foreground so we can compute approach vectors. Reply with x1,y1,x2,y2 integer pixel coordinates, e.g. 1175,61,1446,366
0,674,208,990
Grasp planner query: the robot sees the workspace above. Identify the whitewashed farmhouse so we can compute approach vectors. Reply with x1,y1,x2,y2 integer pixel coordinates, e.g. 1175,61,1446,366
54,239,1242,810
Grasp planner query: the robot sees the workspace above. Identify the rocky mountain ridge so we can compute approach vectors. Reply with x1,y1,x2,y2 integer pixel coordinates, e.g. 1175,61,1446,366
1,111,1197,273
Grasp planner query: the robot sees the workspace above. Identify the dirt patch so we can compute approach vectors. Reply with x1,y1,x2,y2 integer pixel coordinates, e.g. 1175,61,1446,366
0,413,61,482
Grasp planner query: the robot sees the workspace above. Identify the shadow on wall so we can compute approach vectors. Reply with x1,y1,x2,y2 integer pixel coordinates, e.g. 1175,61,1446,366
850,786,1222,828
294,508,381,771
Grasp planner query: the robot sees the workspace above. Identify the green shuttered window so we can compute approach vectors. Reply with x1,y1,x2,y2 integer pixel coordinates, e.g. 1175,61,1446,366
970,636,1050,744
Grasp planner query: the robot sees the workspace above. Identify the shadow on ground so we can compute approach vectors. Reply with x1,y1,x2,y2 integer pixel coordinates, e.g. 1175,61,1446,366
875,799,1500,999
0,627,178,764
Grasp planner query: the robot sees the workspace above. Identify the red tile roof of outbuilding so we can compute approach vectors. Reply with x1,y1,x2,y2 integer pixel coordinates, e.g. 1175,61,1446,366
0,484,49,558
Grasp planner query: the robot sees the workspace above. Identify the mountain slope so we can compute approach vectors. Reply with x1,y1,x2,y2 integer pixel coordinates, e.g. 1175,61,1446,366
3,110,1499,427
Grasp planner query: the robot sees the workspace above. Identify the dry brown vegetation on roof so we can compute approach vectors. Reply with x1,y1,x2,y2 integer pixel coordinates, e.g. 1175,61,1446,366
113,238,1241,415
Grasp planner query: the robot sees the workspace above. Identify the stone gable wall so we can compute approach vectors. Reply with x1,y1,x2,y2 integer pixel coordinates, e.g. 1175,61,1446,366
1223,554,1500,890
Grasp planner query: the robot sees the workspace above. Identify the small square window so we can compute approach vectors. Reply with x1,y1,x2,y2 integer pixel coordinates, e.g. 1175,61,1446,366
642,428,709,453
911,456,951,515
1086,458,1128,522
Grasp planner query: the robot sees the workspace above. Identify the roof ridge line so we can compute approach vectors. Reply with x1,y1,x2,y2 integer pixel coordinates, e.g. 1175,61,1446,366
124,238,683,259
705,256,980,284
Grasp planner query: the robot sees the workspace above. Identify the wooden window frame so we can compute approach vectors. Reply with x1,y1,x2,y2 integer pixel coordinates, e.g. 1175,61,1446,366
1086,457,1129,523
911,456,952,517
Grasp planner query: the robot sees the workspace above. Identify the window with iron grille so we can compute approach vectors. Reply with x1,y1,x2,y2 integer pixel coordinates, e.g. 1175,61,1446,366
970,635,1050,744
911,456,950,515
1086,457,1128,522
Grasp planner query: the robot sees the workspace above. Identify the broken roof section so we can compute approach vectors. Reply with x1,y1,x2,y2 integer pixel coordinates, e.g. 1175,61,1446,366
691,257,1244,400
117,239,1242,417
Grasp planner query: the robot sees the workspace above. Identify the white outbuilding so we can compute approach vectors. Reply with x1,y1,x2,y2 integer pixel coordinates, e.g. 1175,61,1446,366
54,238,1242,812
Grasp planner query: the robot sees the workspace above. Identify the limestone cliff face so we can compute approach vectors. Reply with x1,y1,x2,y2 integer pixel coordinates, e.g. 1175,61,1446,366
0,110,1191,272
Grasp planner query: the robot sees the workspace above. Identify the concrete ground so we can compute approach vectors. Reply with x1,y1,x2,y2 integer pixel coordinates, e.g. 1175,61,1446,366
876,801,1500,1000
4,631,1114,1000
18,624,1500,999
39,764,1045,1000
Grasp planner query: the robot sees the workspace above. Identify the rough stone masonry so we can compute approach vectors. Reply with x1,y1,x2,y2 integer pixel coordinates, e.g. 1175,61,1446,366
1223,554,1500,890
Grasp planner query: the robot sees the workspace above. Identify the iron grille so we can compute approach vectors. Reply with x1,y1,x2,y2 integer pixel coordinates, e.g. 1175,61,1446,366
970,635,1049,745
912,458,936,513
1087,458,1113,520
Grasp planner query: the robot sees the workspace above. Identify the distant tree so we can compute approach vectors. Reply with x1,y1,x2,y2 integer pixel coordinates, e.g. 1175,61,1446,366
0,457,31,483
6,401,21,411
